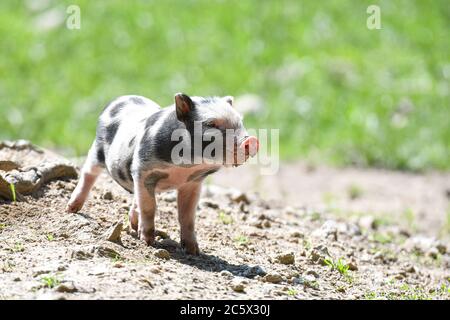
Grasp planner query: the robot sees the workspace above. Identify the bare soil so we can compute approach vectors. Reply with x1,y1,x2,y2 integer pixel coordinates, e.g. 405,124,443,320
0,144,449,300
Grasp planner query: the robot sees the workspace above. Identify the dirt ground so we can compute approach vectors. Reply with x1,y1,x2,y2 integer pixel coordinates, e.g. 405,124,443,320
0,145,449,300
210,162,450,240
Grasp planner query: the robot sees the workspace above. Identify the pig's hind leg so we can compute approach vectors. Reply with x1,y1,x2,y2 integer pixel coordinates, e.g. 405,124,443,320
128,197,138,231
67,142,104,213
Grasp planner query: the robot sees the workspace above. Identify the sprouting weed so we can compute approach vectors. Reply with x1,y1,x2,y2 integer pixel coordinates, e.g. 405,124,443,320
9,183,16,203
218,211,233,225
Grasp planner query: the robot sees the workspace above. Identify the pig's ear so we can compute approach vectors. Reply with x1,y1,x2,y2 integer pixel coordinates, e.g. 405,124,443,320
223,96,234,107
175,93,195,120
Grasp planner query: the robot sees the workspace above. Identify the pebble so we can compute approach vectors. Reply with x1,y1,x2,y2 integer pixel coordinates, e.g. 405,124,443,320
264,272,283,284
230,191,250,205
150,267,161,274
347,261,358,271
275,252,295,265
309,245,331,265
220,270,234,279
154,249,170,260
102,191,113,200
231,280,246,293
55,282,77,293
105,221,123,243
241,265,266,278
290,231,304,238
305,269,320,278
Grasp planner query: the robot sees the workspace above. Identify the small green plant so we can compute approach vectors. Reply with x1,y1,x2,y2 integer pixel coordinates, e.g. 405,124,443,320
46,234,54,241
287,288,298,296
112,253,124,263
402,208,416,231
218,211,233,225
9,183,16,203
41,275,60,289
347,184,363,199
12,242,24,253
323,257,352,281
234,235,249,245
371,232,392,244
0,223,6,230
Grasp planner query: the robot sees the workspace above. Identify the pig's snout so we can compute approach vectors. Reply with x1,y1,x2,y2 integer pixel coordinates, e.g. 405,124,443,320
240,136,259,158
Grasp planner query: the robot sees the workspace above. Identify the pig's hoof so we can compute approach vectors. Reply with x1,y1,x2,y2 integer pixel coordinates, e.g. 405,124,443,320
66,200,82,213
129,216,138,232
139,228,155,246
181,239,200,256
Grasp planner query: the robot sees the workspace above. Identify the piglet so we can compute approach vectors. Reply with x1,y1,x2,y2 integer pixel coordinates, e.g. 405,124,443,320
67,93,259,255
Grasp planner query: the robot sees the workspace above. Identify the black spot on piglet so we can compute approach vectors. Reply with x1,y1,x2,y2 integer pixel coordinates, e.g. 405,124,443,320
109,101,126,117
105,121,120,144
130,96,145,105
96,146,105,164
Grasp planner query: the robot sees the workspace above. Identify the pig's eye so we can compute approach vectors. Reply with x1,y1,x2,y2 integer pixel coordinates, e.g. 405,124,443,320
206,121,218,129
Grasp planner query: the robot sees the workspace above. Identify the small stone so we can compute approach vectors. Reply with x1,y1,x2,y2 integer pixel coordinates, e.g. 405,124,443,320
13,277,21,282
373,251,383,260
231,280,245,293
427,247,439,259
202,200,220,209
154,249,170,260
150,267,161,274
230,191,250,205
55,282,77,293
347,261,358,271
102,191,113,200
96,245,120,258
309,245,331,265
305,269,320,278
220,270,234,279
436,243,446,255
241,265,266,278
405,265,417,273
70,249,93,260
263,220,272,228
264,272,283,284
105,221,123,243
290,231,304,238
275,252,295,265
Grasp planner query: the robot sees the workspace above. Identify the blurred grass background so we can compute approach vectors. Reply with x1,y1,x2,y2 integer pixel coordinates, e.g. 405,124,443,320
0,0,448,170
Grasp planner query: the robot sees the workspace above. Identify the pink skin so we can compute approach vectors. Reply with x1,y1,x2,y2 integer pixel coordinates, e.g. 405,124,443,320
67,164,102,213
233,135,259,165
241,136,259,157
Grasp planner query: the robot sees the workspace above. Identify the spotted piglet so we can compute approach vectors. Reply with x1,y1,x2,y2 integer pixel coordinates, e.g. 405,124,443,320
67,93,259,255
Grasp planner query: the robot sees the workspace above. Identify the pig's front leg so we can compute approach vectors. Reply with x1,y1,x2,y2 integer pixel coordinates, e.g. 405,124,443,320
177,182,202,255
134,171,168,245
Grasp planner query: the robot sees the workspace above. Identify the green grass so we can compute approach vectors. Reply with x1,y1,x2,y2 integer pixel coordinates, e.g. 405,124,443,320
0,0,449,171
234,235,249,245
324,257,350,276
218,211,233,225
40,275,61,289
9,183,16,203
